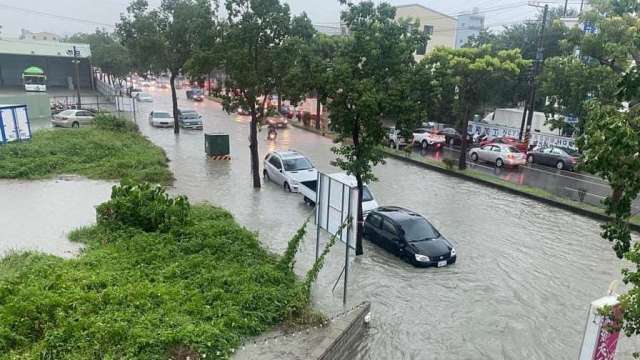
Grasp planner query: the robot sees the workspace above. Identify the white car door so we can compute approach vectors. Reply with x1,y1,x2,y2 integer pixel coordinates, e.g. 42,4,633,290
78,111,93,125
267,155,284,184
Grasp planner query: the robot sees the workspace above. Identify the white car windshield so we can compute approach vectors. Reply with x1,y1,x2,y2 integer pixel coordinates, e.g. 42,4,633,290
283,158,313,171
58,110,76,116
154,112,171,118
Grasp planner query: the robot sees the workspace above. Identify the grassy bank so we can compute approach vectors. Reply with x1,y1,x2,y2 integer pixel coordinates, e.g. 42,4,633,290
0,184,308,359
0,116,172,184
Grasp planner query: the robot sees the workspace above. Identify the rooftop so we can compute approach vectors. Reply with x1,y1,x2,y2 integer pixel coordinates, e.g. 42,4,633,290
0,37,91,58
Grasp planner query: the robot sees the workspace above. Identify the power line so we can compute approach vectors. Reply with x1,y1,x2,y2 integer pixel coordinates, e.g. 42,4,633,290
0,3,115,28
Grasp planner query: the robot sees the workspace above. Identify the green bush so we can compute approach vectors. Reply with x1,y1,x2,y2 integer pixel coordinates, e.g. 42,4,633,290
93,113,139,133
0,128,172,184
97,182,190,233
0,202,305,359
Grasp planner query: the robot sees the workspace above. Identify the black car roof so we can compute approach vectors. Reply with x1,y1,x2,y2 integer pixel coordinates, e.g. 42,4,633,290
373,206,424,222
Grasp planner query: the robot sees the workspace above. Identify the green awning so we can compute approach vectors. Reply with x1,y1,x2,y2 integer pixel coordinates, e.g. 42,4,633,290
22,66,45,76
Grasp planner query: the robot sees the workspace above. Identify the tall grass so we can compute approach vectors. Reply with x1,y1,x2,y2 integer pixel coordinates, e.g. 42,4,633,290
0,188,306,359
0,120,172,184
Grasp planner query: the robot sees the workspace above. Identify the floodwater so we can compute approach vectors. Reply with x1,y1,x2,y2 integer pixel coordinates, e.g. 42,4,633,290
3,87,637,359
131,90,638,359
0,177,114,258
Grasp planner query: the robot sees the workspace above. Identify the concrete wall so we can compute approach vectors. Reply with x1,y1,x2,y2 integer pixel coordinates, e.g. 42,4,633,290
395,4,457,60
0,54,91,89
317,302,371,360
0,93,50,120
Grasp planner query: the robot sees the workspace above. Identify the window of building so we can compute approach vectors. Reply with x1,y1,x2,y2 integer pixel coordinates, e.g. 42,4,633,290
416,25,434,55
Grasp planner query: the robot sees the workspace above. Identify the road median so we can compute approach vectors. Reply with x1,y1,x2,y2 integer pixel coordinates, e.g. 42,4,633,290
290,121,640,230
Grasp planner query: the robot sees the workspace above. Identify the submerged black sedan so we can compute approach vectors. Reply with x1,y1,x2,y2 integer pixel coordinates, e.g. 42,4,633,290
363,207,456,267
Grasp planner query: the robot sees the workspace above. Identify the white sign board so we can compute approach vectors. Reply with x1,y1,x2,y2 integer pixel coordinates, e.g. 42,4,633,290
316,172,358,249
467,121,577,149
0,105,31,144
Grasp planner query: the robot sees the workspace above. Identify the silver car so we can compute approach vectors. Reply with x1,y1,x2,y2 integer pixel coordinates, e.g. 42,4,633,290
51,109,95,128
468,143,526,168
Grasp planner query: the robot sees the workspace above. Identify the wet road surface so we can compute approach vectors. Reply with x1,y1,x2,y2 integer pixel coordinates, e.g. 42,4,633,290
130,89,638,359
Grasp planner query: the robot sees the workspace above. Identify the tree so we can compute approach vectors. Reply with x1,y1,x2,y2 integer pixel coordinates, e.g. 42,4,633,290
221,0,293,188
540,56,618,134
118,0,215,134
66,30,132,85
422,46,528,170
327,1,423,255
578,98,640,340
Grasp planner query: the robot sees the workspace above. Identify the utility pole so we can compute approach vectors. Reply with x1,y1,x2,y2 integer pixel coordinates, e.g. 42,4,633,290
522,3,549,148
73,46,82,108
563,0,569,16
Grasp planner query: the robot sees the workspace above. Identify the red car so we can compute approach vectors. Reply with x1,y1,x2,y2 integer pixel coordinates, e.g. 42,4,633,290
479,136,528,153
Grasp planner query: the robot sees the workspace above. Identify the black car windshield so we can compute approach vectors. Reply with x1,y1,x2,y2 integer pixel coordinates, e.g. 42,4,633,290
398,218,440,241
181,112,199,119
283,157,313,171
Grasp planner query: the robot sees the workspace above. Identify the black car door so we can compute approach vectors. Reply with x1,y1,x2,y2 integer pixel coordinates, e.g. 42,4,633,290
364,213,383,244
381,218,402,254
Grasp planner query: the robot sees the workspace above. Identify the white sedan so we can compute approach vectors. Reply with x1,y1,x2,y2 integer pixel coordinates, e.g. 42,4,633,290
148,111,174,128
51,109,95,128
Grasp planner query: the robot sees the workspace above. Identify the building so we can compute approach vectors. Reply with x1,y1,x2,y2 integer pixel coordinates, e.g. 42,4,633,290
19,29,61,42
0,37,91,89
394,4,457,59
455,8,484,48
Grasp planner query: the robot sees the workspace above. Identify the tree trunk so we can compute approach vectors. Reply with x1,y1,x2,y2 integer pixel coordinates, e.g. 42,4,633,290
170,71,180,134
315,92,322,130
458,105,471,170
277,91,282,113
249,105,261,188
352,120,364,256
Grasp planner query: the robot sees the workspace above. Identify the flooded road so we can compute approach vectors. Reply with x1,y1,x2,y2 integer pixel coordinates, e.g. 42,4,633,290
132,89,638,359
0,178,113,258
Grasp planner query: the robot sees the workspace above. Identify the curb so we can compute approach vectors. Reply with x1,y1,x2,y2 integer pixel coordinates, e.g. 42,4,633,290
290,122,640,232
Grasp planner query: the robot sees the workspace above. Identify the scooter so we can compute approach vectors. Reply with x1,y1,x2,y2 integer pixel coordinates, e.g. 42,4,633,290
267,126,277,140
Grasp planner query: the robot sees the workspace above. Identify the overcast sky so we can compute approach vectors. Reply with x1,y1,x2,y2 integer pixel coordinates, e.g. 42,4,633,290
0,0,580,37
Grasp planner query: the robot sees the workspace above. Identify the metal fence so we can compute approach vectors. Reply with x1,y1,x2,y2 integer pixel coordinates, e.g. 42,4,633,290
50,95,134,114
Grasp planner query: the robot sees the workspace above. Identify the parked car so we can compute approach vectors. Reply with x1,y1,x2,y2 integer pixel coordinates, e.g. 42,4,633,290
50,109,95,128
527,146,579,171
178,109,203,130
148,110,174,128
135,92,153,102
440,128,470,147
384,126,408,148
266,116,288,128
412,128,446,149
263,150,317,192
468,143,526,168
480,136,527,153
363,206,456,268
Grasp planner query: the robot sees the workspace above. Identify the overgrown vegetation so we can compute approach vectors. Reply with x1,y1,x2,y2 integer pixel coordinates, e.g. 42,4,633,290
0,184,310,359
0,115,172,184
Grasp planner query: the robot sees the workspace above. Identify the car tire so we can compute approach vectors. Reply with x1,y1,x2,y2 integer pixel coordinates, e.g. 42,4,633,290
71,122,80,128
496,158,504,168
556,160,565,170
421,140,428,149
284,182,291,192
389,140,396,148
527,154,534,164
471,152,478,162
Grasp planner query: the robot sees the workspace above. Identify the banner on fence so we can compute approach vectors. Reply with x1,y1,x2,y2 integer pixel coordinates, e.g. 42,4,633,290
467,121,577,149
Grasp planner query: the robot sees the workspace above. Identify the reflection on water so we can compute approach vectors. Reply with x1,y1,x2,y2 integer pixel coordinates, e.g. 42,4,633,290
0,178,114,258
